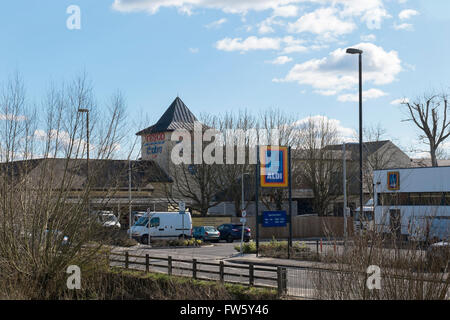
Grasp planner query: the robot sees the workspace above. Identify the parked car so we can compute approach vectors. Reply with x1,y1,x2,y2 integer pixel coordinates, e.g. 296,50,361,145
426,241,450,271
192,226,220,242
217,224,251,243
128,211,192,244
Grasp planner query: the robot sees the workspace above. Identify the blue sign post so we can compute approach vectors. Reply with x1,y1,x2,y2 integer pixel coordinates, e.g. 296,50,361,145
263,211,287,227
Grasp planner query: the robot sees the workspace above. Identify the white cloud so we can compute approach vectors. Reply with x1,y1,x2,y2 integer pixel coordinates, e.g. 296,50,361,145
287,7,356,38
361,34,376,41
273,5,299,17
112,0,390,30
399,9,419,20
216,35,309,53
189,47,199,53
267,56,293,65
275,42,402,99
205,18,227,29
294,115,357,142
394,22,413,31
112,0,302,15
390,98,409,105
337,88,387,102
215,36,282,52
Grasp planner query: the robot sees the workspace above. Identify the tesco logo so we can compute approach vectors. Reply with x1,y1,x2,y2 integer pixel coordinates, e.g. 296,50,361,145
144,133,165,143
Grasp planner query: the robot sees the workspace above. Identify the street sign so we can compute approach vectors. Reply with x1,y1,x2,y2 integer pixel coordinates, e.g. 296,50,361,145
262,211,287,227
240,218,247,223
179,201,185,214
242,210,247,217
260,146,288,188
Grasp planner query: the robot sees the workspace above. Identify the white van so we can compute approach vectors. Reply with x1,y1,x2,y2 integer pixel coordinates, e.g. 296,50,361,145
354,199,375,234
92,211,121,229
128,212,192,244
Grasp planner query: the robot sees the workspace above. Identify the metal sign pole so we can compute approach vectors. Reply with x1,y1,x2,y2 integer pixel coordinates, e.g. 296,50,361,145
288,146,292,259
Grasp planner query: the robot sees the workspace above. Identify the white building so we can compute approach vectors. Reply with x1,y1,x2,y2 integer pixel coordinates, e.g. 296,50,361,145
373,166,450,241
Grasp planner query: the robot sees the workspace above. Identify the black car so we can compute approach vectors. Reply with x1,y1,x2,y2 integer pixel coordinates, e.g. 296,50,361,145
217,224,251,243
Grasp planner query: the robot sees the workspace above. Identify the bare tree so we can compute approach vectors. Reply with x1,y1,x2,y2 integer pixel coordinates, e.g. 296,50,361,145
165,116,225,217
296,116,341,216
258,108,298,211
402,93,450,167
213,110,257,217
0,72,130,298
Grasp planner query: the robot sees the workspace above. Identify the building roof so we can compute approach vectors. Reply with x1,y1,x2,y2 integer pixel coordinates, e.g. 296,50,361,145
323,140,391,155
410,158,450,168
136,97,198,135
0,158,172,190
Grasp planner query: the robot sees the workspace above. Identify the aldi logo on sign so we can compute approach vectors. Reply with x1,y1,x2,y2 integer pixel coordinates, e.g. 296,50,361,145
260,146,288,188
387,171,400,190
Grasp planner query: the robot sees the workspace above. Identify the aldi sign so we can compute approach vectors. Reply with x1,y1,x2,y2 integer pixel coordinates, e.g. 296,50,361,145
387,171,400,190
260,146,288,188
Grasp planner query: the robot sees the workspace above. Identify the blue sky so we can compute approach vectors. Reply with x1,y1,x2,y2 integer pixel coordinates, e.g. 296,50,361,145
0,0,449,157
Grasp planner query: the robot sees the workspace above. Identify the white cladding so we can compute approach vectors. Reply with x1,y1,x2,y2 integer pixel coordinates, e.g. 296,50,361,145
374,166,450,193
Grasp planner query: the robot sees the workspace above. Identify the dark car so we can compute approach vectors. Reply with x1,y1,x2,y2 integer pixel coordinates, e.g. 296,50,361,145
217,224,251,243
192,226,220,242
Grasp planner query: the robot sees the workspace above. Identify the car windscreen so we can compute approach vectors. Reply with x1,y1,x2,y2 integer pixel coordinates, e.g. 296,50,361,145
204,226,216,232
135,216,148,226
101,215,117,222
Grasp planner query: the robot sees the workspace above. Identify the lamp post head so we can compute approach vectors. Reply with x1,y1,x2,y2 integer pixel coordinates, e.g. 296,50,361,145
78,108,89,113
346,48,363,54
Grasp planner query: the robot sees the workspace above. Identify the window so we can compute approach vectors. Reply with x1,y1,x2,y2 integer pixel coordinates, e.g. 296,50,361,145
379,192,448,206
135,217,148,227
150,217,160,228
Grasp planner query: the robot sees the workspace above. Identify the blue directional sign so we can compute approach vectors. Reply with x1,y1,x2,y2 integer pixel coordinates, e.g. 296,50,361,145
262,211,287,227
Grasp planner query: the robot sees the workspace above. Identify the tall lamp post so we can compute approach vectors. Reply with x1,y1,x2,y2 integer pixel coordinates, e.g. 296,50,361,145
346,48,364,225
240,171,250,256
78,108,90,214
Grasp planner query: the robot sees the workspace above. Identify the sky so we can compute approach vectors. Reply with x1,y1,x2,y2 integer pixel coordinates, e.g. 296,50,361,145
0,0,449,158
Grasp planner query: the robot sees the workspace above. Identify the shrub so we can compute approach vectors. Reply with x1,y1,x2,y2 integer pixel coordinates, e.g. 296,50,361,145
234,241,257,253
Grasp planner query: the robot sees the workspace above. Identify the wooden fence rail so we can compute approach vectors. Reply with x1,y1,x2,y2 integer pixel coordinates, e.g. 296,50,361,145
109,251,287,296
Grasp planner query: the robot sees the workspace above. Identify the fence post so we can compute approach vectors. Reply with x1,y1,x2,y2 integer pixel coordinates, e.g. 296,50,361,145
277,267,282,297
193,259,197,279
125,251,129,269
168,256,173,275
282,267,287,295
316,240,319,254
145,254,149,273
249,263,254,286
219,261,224,283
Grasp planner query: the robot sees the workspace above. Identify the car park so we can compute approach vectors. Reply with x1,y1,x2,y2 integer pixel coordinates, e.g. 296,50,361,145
217,223,251,243
192,226,220,242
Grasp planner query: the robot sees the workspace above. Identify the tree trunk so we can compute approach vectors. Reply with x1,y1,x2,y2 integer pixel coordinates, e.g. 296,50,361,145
430,146,438,167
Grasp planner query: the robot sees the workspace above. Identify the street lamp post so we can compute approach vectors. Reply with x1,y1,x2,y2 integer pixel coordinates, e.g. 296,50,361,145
78,108,90,214
346,47,364,226
240,171,249,256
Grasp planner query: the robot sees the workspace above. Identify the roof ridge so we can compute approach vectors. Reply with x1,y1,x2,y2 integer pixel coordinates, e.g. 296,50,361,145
136,97,198,135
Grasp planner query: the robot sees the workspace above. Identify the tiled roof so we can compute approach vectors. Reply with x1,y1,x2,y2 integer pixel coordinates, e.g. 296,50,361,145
0,159,172,190
136,97,198,135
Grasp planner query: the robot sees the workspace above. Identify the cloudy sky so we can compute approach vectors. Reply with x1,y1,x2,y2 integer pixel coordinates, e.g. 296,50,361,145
0,0,449,157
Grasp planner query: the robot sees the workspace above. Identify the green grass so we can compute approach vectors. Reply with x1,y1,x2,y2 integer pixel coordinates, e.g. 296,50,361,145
105,267,278,300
